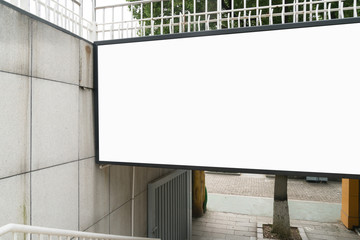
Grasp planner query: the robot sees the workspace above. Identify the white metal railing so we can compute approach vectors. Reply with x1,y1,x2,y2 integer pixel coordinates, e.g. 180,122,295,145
0,224,160,240
4,0,95,41
3,0,360,41
95,0,360,40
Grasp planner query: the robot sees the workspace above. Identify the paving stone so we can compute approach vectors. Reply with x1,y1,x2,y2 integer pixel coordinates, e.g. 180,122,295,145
225,235,252,240
206,173,341,203
306,228,358,238
193,210,360,240
192,229,204,236
215,219,238,225
227,225,248,231
234,222,257,227
201,231,226,239
228,217,251,223
206,222,232,230
193,221,206,227
192,236,208,240
197,217,218,223
307,233,338,240
210,228,235,235
193,225,234,235
299,220,330,226
234,230,256,237
339,238,360,240
299,227,309,240
255,217,272,224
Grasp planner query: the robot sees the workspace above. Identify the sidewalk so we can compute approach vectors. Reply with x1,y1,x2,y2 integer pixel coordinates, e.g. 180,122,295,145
192,211,360,240
207,193,341,223
205,173,341,203
192,173,360,239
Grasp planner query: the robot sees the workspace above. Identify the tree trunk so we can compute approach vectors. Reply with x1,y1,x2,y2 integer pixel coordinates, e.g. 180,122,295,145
192,170,206,217
272,175,290,239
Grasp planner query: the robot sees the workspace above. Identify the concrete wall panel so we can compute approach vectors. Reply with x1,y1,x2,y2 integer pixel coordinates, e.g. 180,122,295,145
109,201,132,236
32,21,79,84
0,4,30,75
79,158,109,231
0,3,172,236
32,162,78,230
134,167,160,196
79,88,95,159
32,78,78,170
110,165,132,212
159,168,173,177
80,40,93,88
0,72,30,178
85,216,110,234
0,174,30,227
133,191,147,237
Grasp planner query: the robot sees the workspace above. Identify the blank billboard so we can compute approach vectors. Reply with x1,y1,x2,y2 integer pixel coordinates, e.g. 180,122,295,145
95,19,360,177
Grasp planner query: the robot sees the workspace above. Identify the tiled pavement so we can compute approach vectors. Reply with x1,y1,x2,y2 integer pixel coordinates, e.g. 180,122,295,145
197,173,359,239
192,211,360,240
205,173,342,203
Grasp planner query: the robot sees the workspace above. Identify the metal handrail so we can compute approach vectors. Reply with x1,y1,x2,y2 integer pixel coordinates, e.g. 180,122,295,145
0,224,160,240
95,0,170,10
94,0,360,40
3,0,95,40
3,0,360,41
32,0,94,39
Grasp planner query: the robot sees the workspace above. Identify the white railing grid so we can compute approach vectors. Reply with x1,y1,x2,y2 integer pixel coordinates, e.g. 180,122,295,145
0,224,159,240
95,0,360,40
4,0,360,41
5,0,95,41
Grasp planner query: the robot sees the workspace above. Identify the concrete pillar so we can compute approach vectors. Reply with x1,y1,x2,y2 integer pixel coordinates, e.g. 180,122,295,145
341,179,359,229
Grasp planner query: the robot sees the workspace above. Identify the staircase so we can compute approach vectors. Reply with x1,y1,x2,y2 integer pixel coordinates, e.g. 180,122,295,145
0,224,160,240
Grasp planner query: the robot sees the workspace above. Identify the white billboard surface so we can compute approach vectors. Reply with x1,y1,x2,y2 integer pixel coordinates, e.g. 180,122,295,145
97,22,360,175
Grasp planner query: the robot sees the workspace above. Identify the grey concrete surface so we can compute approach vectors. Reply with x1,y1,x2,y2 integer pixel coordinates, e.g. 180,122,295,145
134,190,148,237
0,173,30,227
193,211,360,240
79,88,95,159
0,4,30,75
0,72,30,179
79,157,110,231
80,40,93,88
110,165,133,212
109,201,132,236
32,21,79,84
0,2,175,236
31,161,78,230
208,193,341,222
134,167,161,196
32,78,79,170
85,215,110,234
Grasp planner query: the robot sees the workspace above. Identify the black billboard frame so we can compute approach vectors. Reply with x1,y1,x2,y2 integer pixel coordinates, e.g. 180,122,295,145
93,17,360,179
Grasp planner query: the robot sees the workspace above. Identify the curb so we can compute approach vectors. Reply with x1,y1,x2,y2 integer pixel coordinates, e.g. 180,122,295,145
256,222,309,240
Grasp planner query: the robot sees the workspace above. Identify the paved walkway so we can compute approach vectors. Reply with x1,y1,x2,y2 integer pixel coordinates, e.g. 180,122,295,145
192,173,360,239
193,211,360,240
207,193,341,223
206,173,342,203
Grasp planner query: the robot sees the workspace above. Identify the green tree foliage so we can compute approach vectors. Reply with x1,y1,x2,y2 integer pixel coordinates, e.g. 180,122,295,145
127,0,360,36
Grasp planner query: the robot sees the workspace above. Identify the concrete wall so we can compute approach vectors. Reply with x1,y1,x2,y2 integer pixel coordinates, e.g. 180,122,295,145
0,2,172,237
